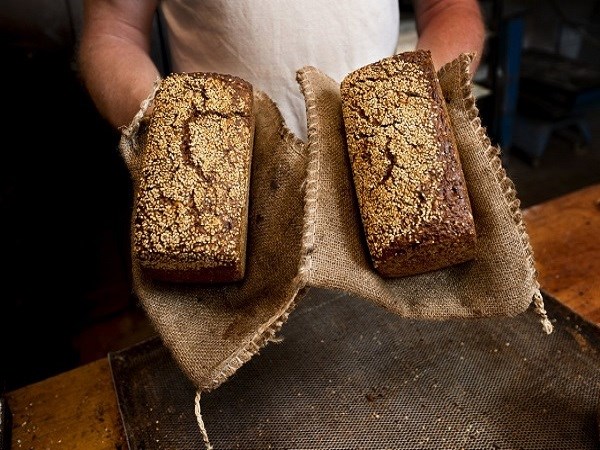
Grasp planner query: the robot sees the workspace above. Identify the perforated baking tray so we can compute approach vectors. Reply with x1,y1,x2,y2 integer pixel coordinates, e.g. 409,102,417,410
110,290,600,449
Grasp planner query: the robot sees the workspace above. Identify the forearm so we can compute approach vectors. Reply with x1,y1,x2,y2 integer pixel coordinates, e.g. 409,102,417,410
79,36,159,129
414,0,485,74
78,0,160,129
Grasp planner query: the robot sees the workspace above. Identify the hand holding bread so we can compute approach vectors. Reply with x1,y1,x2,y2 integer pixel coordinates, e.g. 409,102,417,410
132,52,476,284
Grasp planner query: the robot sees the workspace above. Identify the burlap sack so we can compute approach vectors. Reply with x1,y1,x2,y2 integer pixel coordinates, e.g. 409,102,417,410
119,54,551,396
296,54,551,323
121,89,309,392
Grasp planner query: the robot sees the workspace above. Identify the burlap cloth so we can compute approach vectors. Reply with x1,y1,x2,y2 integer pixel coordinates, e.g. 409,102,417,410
119,54,551,397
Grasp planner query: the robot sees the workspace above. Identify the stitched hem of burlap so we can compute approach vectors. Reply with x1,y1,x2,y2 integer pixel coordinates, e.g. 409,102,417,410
438,54,552,333
296,67,320,287
204,91,310,391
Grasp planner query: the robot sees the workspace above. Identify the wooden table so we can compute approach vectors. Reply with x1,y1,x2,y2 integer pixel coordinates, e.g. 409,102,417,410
523,184,600,325
6,183,600,449
6,359,125,450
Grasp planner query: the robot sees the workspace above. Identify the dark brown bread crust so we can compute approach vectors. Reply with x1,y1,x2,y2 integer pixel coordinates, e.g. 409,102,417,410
341,50,476,277
133,72,254,283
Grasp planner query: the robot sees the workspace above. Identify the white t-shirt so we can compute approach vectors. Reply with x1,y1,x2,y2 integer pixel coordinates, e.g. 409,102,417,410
160,0,400,140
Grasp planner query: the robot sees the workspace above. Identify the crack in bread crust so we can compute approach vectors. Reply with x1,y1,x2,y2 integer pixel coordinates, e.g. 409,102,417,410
341,51,476,277
133,72,254,283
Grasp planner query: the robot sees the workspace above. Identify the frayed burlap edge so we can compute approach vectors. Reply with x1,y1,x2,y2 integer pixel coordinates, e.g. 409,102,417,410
438,54,552,334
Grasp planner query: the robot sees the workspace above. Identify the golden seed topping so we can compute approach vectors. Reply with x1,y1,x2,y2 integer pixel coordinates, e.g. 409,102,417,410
133,72,253,272
341,51,474,264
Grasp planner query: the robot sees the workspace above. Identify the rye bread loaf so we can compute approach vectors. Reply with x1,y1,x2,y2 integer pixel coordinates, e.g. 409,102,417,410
340,50,476,277
133,72,254,283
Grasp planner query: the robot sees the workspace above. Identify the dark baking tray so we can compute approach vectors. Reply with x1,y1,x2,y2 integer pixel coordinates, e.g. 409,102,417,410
109,290,600,449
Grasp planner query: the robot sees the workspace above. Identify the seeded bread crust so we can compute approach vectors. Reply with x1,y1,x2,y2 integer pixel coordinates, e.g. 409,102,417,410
133,72,254,283
341,50,476,277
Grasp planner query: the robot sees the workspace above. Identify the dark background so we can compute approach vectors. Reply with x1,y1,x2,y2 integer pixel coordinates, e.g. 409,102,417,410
1,0,599,391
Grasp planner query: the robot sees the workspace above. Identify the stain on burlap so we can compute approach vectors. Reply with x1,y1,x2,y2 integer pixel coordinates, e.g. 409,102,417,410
118,54,549,393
